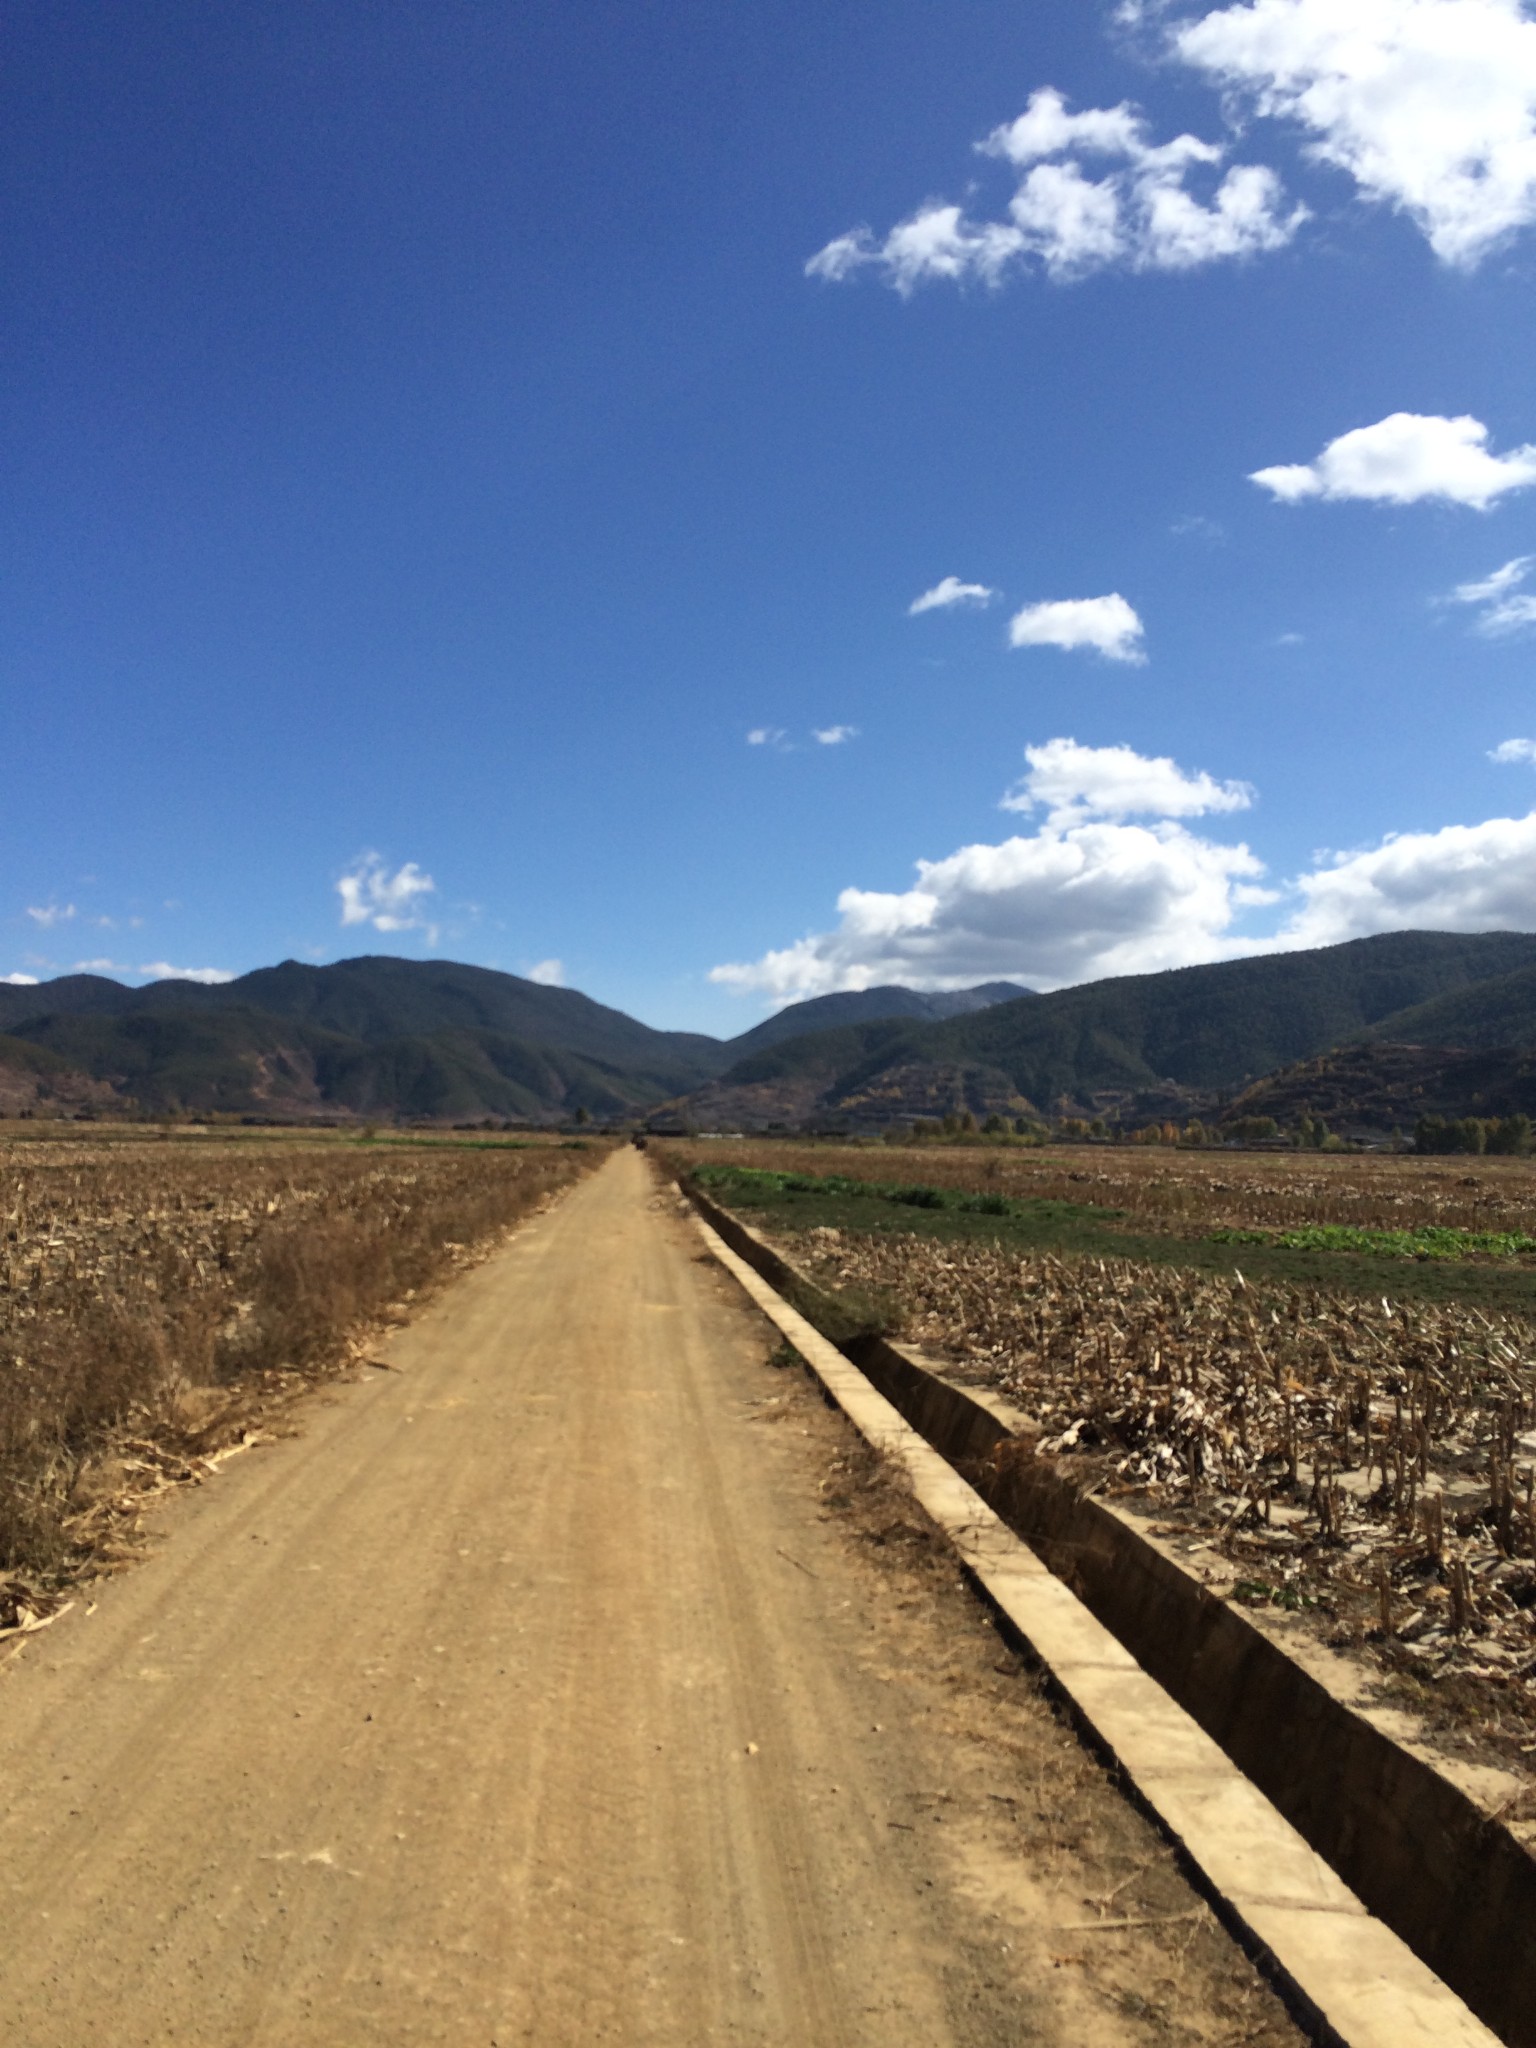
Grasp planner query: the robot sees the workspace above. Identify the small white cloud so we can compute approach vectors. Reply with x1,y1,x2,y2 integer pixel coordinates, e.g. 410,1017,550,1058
1490,737,1536,763
806,84,1304,293
337,853,438,938
1171,514,1226,542
1001,737,1252,821
813,725,859,746
1449,555,1536,634
909,576,998,615
139,962,236,985
1275,631,1305,645
1008,593,1146,663
1175,0,1536,269
1252,413,1536,508
526,958,565,987
1482,596,1536,633
1455,556,1533,603
25,903,76,929
73,958,125,973
2,972,39,986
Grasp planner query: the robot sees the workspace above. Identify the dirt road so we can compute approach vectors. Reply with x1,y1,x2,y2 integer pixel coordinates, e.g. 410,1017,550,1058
0,1149,1300,2045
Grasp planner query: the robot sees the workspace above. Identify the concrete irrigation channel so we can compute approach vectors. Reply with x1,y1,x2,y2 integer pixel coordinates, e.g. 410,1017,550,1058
684,1175,1529,2048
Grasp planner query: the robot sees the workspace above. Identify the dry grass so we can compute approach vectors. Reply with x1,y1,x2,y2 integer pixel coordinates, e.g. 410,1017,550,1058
1,1133,605,1579
678,1136,1536,1236
783,1221,1536,1766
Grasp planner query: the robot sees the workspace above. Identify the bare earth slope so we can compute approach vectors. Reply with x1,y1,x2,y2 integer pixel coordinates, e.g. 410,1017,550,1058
0,1150,1296,2046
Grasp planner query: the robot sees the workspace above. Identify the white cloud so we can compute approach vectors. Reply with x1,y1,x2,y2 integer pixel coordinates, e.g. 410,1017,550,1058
909,576,998,614
806,85,1304,292
1008,593,1147,662
25,903,75,928
1448,554,1536,632
336,853,438,939
746,727,787,748
526,958,565,986
138,962,236,985
73,958,125,974
1251,412,1536,507
1175,0,1536,267
1280,811,1536,947
710,738,1270,1003
711,825,1267,1003
1456,555,1533,602
711,730,1536,1008
1002,737,1253,821
813,725,859,746
2,973,39,986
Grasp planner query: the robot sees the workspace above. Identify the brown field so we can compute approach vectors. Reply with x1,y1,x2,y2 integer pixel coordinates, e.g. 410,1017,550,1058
668,1139,1536,1780
0,1127,605,1583
676,1134,1536,1235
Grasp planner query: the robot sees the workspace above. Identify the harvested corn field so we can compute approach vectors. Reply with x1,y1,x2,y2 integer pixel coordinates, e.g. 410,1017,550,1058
787,1225,1536,1770
0,1129,604,1581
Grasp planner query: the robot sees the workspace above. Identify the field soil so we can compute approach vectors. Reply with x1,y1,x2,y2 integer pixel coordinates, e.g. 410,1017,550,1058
0,1148,1297,2046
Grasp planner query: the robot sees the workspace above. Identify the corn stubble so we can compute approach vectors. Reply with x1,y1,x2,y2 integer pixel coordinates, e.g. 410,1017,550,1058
786,1221,1536,1767
1,1136,599,1583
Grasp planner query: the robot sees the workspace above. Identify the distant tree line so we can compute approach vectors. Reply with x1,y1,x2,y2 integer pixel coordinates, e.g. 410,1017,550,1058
867,1107,1533,1153
1414,1113,1532,1156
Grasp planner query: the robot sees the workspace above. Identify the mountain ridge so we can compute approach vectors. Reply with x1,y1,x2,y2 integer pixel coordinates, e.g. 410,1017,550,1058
5,933,1536,1125
671,930,1536,1128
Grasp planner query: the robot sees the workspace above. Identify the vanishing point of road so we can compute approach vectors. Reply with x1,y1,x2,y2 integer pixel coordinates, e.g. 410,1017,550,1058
0,1149,1299,2046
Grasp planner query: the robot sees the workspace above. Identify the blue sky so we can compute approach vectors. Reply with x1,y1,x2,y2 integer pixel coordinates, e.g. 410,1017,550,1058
6,0,1536,1034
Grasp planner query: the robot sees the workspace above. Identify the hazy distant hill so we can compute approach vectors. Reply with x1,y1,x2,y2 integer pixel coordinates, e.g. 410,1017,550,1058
688,931,1536,1125
721,981,1032,1060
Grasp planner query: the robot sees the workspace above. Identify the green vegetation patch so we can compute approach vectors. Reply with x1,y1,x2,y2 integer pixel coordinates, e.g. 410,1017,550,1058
689,1163,1536,1319
1212,1221,1536,1260
691,1162,1122,1225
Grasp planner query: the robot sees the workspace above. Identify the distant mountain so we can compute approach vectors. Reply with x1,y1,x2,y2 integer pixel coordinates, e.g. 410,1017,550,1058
676,931,1536,1127
721,981,1032,1059
9,932,1536,1127
0,957,731,1121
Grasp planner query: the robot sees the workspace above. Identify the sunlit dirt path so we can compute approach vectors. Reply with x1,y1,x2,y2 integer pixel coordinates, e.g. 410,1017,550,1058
0,1148,1298,2046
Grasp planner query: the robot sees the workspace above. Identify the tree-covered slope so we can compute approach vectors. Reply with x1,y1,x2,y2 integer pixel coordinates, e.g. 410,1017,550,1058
721,981,1032,1060
1365,961,1536,1050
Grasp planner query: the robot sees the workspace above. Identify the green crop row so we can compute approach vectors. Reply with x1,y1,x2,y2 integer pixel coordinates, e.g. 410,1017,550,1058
1209,1222,1536,1260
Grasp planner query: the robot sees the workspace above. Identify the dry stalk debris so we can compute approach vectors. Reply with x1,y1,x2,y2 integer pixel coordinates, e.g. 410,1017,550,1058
784,1221,1536,1768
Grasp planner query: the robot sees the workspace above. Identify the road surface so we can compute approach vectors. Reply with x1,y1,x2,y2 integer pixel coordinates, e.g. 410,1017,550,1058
0,1148,1299,2045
